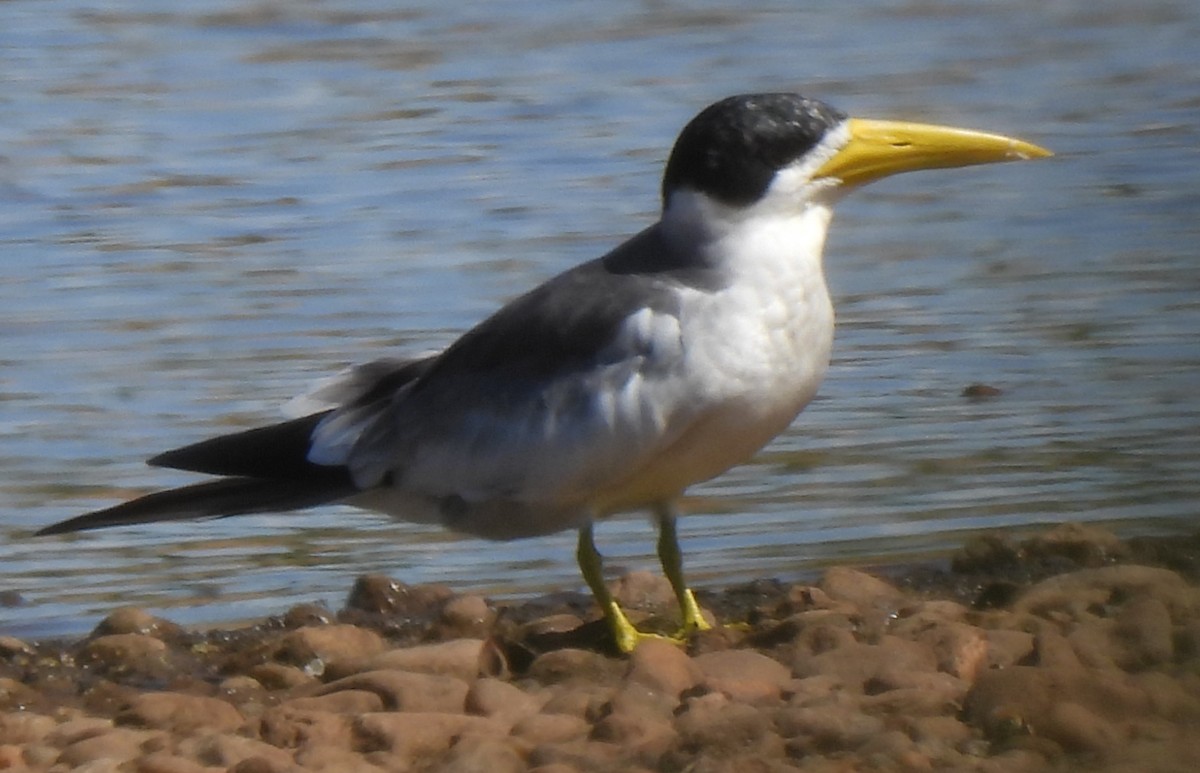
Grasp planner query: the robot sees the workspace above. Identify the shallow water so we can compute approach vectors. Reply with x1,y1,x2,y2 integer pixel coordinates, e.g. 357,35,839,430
2,0,1198,637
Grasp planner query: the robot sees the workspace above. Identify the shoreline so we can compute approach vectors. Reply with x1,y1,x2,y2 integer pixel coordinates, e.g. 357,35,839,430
2,522,1198,772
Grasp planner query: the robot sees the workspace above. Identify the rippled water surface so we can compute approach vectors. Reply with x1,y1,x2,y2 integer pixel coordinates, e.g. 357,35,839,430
2,0,1198,637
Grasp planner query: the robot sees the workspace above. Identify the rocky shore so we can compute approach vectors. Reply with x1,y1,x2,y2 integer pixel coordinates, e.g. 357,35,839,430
2,523,1199,772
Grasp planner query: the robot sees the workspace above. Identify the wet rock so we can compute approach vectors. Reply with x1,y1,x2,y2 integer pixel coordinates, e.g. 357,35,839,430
818,566,904,610
90,606,185,642
181,733,296,770
510,713,590,745
78,633,170,677
133,751,216,773
0,635,35,658
1014,565,1193,620
0,712,56,744
794,635,937,691
984,627,1036,668
1116,596,1174,667
673,695,783,761
281,603,336,629
317,669,469,712
465,676,543,722
438,595,497,637
527,648,622,686
526,739,625,771
282,689,384,714
1023,523,1129,567
626,638,701,697
293,745,387,773
247,662,317,690
344,575,454,616
256,706,352,749
56,727,162,767
693,649,790,704
1041,700,1117,753
357,638,485,680
441,734,526,773
275,624,387,667
116,693,244,734
611,571,676,615
352,712,505,760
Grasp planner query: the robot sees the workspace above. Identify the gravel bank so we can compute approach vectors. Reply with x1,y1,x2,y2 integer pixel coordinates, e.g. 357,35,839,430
2,523,1199,772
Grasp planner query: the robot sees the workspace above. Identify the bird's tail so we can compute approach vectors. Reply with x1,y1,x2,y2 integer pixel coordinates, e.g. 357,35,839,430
35,476,357,536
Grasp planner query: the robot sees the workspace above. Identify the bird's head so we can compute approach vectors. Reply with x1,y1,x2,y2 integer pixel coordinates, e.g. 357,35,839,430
661,93,1051,216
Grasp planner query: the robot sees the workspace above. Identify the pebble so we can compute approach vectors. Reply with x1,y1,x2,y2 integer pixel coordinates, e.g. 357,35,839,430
116,693,244,734
358,637,485,680
275,624,387,667
317,669,469,712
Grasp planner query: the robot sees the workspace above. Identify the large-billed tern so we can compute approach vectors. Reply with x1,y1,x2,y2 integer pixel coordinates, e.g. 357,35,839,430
38,93,1051,653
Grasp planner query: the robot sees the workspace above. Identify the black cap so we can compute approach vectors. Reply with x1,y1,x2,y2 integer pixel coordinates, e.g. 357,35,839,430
662,93,846,208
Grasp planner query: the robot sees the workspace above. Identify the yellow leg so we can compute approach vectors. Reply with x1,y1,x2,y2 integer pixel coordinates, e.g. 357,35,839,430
655,505,712,634
576,523,645,653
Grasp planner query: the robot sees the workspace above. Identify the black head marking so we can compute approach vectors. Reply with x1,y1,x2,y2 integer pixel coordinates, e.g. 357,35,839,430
661,93,847,208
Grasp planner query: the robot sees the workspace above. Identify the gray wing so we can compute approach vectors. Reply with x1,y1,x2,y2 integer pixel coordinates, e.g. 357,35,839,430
310,224,724,508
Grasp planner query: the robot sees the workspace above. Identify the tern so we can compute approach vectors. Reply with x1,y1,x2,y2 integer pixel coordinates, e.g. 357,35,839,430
38,93,1051,653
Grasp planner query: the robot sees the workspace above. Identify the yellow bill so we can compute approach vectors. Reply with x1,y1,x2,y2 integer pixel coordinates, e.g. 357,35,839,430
815,117,1052,189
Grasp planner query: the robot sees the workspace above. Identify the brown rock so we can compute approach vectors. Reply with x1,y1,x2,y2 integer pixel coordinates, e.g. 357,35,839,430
983,627,1035,669
134,752,216,773
794,636,937,691
916,622,989,683
182,733,296,770
465,677,543,722
248,662,317,690
510,713,590,745
1116,596,1174,667
282,603,335,628
1023,522,1129,566
439,595,497,636
817,566,904,610
440,734,526,773
674,694,783,759
693,649,790,703
0,712,56,744
1014,565,1192,620
90,606,185,641
57,728,162,767
281,689,384,714
775,702,885,753
79,633,169,674
45,716,114,747
257,706,351,749
293,745,387,773
626,638,701,697
345,575,453,616
353,712,505,759
526,739,625,771
0,635,35,657
318,669,469,712
1041,701,1117,753
275,624,387,666
117,693,244,735
360,638,486,680
527,648,622,686
1032,629,1084,671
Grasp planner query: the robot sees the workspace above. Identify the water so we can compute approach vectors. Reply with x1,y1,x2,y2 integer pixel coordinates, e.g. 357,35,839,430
2,0,1198,638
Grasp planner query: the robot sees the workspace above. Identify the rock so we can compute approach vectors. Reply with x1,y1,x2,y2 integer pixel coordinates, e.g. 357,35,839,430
344,575,453,616
352,712,505,760
275,624,387,667
984,628,1035,668
358,638,485,680
317,669,469,712
181,733,295,770
247,662,317,690
293,745,387,773
1023,523,1129,567
90,607,184,641
439,595,497,637
281,603,335,628
693,649,791,704
0,635,35,658
0,712,56,744
465,677,543,722
794,636,937,691
1041,701,1117,753
78,633,169,676
56,728,162,767
256,706,352,749
133,753,213,773
527,648,623,686
817,567,904,610
133,751,215,773
440,734,526,773
1032,629,1084,671
626,638,701,697
510,713,591,745
774,701,885,754
116,693,244,734
281,689,385,714
915,622,989,683
673,697,783,761
526,739,625,771
1116,596,1174,667
1014,565,1192,620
